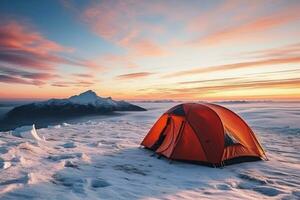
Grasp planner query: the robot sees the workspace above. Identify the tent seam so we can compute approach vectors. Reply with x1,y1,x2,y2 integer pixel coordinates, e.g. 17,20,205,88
201,103,225,163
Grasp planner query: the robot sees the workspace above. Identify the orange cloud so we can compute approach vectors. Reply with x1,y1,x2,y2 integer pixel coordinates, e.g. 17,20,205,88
137,78,300,100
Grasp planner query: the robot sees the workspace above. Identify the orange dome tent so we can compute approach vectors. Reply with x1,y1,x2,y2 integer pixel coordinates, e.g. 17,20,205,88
141,103,267,167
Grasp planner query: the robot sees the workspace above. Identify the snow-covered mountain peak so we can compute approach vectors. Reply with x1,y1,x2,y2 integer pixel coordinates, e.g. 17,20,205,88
69,90,101,105
24,90,146,114
79,90,97,97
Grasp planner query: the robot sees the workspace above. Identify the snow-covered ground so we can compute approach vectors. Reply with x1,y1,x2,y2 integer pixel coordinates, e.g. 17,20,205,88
0,102,299,200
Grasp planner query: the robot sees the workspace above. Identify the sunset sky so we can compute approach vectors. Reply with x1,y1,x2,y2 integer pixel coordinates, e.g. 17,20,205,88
0,0,300,101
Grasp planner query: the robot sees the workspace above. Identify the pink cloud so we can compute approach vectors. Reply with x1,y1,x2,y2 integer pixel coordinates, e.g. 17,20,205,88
0,20,102,70
0,21,71,70
0,21,69,53
128,39,167,57
188,0,244,32
0,19,104,88
82,1,136,42
81,1,169,58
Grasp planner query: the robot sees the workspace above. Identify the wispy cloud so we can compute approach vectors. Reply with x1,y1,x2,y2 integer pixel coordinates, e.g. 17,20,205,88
72,73,94,78
0,66,58,85
239,42,300,59
51,80,94,88
0,74,33,85
173,78,300,94
178,77,241,85
178,69,300,86
116,72,154,79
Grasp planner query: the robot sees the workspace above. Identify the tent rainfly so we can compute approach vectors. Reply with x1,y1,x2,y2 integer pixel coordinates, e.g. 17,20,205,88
141,103,267,167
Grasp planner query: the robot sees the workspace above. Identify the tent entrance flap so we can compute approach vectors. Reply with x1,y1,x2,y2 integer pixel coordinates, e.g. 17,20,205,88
224,127,239,147
150,116,170,151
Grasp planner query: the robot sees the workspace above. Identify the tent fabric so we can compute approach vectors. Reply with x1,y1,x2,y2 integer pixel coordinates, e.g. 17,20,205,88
141,103,266,166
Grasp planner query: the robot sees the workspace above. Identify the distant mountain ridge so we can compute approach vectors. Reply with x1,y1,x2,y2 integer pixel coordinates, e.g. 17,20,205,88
33,90,144,109
0,90,146,131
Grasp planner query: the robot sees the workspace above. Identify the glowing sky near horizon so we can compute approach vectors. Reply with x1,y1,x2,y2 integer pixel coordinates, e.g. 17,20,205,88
0,0,300,101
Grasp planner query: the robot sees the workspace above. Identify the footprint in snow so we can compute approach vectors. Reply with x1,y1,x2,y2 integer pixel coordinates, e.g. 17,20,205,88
48,153,84,161
0,157,11,170
90,178,111,188
0,146,8,154
64,160,79,169
52,172,86,194
216,183,232,191
238,171,269,185
0,174,29,186
237,171,282,197
61,142,76,148
253,186,283,196
113,164,148,176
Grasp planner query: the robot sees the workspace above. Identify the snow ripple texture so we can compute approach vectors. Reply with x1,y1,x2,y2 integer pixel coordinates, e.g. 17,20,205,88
0,102,299,200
